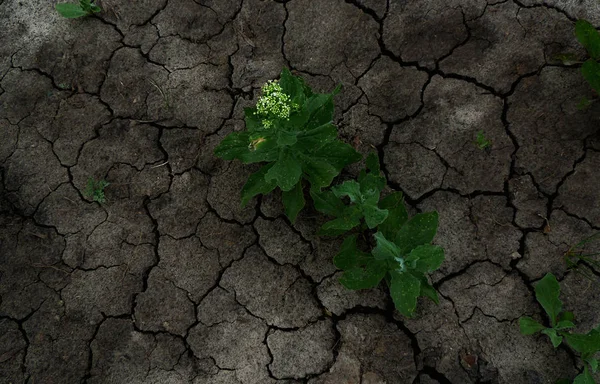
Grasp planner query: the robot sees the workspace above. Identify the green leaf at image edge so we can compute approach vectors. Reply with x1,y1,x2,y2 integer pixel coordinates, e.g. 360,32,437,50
573,367,594,384
582,59,600,94
576,20,600,60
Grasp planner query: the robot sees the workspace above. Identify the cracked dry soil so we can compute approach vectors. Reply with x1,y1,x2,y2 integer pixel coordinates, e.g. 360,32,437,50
1,0,600,383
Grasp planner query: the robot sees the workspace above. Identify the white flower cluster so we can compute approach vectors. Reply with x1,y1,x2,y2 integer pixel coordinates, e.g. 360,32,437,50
255,80,293,128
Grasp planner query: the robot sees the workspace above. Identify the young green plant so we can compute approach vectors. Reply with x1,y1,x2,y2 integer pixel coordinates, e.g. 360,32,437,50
56,0,101,18
83,178,109,204
520,273,600,383
475,130,491,150
214,68,361,223
314,154,444,317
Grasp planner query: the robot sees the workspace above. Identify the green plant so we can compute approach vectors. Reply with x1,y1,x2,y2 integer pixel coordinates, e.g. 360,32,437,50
83,178,109,204
214,68,361,223
575,20,600,95
520,273,600,383
314,154,443,318
55,0,101,18
565,233,600,281
475,130,491,150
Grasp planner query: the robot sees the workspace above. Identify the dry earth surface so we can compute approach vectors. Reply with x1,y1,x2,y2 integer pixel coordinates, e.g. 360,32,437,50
2,0,600,383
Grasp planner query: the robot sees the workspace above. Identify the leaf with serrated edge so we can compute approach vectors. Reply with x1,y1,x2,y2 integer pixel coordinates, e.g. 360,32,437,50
535,273,562,327
390,271,421,317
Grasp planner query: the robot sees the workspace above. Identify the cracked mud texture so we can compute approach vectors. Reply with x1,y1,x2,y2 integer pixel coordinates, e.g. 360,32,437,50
1,0,600,383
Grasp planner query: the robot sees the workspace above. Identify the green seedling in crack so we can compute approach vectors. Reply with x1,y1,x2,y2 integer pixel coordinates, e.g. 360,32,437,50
316,153,444,318
56,0,101,18
214,68,361,223
565,232,600,282
520,273,600,383
83,177,109,204
475,130,491,150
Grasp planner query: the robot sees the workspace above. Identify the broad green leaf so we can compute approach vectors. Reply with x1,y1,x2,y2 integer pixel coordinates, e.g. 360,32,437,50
555,379,571,384
321,208,362,234
362,205,388,229
541,328,563,348
280,68,305,105
559,311,575,323
394,211,439,255
282,181,305,223
585,357,598,373
240,164,277,207
214,131,277,163
379,192,409,239
576,20,600,60
310,189,345,216
372,231,401,261
277,130,298,146
405,244,445,273
573,367,594,384
534,273,562,327
56,3,88,18
582,59,600,94
304,94,335,130
417,274,439,304
555,320,575,330
519,317,546,335
301,155,340,190
244,108,264,132
365,152,380,173
333,234,370,270
332,180,362,203
390,271,421,317
90,4,101,12
294,123,337,151
312,141,362,171
265,151,302,191
339,261,387,290
564,329,600,355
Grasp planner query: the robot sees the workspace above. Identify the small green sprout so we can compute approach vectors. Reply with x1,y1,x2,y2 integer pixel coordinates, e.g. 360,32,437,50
520,273,600,383
84,178,109,204
475,130,491,150
565,232,600,281
56,0,101,19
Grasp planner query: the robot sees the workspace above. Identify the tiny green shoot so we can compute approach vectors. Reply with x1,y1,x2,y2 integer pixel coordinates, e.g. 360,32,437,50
83,178,109,204
475,130,491,150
